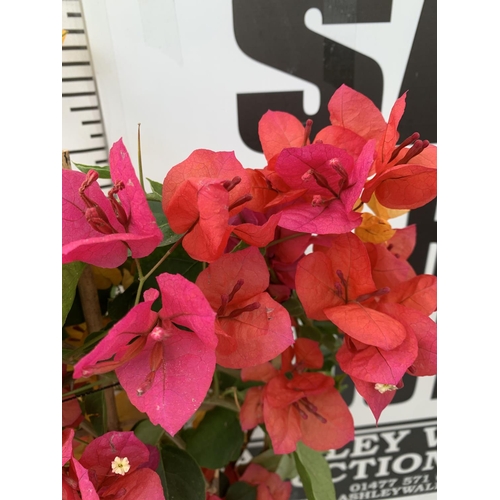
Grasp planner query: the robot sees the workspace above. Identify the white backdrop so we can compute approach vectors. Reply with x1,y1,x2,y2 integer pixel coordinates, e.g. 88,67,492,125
68,1,437,498
79,0,426,177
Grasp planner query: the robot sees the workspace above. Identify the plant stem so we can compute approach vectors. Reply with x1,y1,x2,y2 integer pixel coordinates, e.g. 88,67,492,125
137,123,145,191
62,382,102,399
77,266,121,431
215,366,240,379
201,397,240,413
62,381,121,401
80,420,98,438
212,371,220,398
165,432,186,450
265,231,308,249
133,216,199,306
133,235,185,306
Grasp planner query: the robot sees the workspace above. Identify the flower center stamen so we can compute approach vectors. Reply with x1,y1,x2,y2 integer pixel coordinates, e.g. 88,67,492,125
374,383,399,394
137,371,156,397
329,159,354,195
297,398,327,423
78,170,130,234
305,169,339,199
217,279,244,316
107,180,128,227
395,138,430,165
292,402,309,420
219,302,261,319
228,194,253,211
221,176,242,192
111,457,131,476
334,269,349,303
354,287,390,303
303,119,313,146
82,335,147,377
388,132,420,162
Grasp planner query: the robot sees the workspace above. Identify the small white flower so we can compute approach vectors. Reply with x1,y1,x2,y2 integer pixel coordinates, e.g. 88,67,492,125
374,383,398,394
111,456,131,476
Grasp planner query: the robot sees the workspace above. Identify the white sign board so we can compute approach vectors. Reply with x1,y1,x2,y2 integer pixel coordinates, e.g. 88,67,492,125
77,1,437,498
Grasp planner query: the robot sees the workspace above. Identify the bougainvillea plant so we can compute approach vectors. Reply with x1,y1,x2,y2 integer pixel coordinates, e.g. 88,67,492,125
62,84,437,500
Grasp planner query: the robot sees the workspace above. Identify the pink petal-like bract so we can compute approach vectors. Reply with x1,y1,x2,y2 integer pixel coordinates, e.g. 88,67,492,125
62,428,75,466
378,303,437,376
239,386,266,430
73,273,217,436
379,274,437,316
70,458,99,500
328,84,387,142
386,225,417,261
232,212,282,248
365,242,416,290
296,251,341,321
314,125,367,161
299,386,354,452
156,273,218,349
337,328,418,385
117,332,215,435
258,110,306,162
274,141,375,234
99,468,164,500
79,432,150,488
72,290,160,379
296,232,377,318
377,93,406,169
162,149,250,212
263,373,354,454
240,463,292,500
79,432,164,499
325,303,406,350
196,247,294,368
351,376,400,423
62,139,162,268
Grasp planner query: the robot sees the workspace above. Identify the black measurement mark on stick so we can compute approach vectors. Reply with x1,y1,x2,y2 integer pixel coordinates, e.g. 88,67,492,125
63,77,93,82
62,92,96,97
70,106,99,112
68,147,106,155
62,62,90,67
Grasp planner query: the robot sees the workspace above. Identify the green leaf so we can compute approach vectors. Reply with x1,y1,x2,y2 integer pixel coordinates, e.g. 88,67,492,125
133,419,165,446
107,282,139,322
314,320,341,339
147,177,163,196
251,448,282,472
73,163,111,179
225,482,257,500
141,244,203,293
230,239,251,253
146,192,163,202
298,324,323,342
245,452,297,487
275,453,298,480
147,200,183,247
185,407,244,469
158,445,205,500
293,441,336,500
62,262,86,325
83,390,107,436
282,295,305,317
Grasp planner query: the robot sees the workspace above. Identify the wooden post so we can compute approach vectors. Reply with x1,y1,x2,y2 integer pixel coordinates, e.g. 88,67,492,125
63,151,120,431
